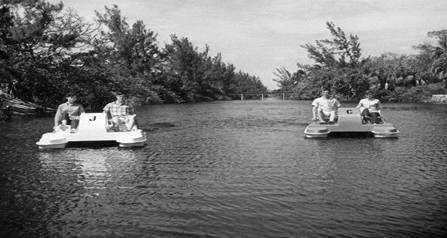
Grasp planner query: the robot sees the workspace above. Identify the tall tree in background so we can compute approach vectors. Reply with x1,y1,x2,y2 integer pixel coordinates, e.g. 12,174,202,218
0,0,98,106
231,71,267,96
273,67,298,92
163,35,204,101
301,22,368,98
303,22,361,68
415,30,447,87
94,5,164,101
1,0,64,103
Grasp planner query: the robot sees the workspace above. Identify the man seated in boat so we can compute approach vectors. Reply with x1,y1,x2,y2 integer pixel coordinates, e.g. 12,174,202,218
356,91,382,124
311,89,341,123
54,92,85,131
103,92,138,131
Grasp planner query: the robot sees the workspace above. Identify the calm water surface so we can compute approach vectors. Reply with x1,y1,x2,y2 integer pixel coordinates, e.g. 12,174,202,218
1,100,447,237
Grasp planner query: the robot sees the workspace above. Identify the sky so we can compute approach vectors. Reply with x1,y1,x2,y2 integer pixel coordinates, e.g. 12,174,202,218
49,0,447,89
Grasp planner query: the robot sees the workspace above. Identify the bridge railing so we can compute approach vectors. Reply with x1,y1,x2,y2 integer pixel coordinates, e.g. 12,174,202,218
227,92,294,101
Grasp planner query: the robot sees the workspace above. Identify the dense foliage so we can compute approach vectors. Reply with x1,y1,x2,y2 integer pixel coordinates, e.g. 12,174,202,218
274,22,447,102
0,1,267,110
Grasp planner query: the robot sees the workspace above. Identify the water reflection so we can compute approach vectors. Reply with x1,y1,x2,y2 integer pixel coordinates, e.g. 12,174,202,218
39,149,138,193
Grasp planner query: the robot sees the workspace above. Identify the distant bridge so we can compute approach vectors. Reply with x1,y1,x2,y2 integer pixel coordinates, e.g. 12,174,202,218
228,92,294,100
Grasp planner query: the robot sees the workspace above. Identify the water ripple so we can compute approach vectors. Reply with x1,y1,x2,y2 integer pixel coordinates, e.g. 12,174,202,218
1,101,447,237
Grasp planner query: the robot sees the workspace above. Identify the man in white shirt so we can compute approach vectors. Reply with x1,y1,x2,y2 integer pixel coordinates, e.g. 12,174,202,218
312,90,341,123
356,91,381,124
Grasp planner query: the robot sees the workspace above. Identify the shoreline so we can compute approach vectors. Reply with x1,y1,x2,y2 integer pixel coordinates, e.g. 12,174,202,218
2,94,446,122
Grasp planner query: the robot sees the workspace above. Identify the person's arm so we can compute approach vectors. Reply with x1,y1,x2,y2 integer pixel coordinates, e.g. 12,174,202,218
312,106,318,120
54,105,63,127
311,100,318,120
375,100,381,110
356,100,363,108
335,99,341,109
103,104,111,119
128,104,135,115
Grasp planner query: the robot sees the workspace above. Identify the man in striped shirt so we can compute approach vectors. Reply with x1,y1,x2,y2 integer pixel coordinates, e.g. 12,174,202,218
103,92,137,131
356,91,381,124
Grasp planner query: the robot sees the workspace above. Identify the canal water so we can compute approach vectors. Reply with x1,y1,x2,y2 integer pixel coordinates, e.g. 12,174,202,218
1,100,446,237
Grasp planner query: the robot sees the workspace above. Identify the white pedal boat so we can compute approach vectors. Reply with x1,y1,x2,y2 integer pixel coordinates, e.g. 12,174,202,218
36,113,146,149
304,107,399,138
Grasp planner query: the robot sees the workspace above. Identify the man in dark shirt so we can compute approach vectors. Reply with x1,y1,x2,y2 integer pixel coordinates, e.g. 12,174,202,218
54,93,85,130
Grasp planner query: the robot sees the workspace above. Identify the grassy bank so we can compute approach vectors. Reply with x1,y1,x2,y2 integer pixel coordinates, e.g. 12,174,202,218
372,83,447,103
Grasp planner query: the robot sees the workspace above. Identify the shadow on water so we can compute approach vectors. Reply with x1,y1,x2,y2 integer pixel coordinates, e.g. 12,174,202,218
283,121,310,127
66,141,119,148
141,122,177,132
327,132,375,138
65,142,147,150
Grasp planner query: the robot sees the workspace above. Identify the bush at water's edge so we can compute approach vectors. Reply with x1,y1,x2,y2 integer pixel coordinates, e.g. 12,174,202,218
370,83,447,103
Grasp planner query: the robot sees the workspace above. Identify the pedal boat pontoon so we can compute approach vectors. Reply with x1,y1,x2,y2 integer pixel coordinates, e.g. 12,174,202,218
36,113,146,149
304,107,399,138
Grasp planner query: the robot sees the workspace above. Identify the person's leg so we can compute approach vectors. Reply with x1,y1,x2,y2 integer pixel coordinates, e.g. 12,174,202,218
110,117,120,131
106,117,113,131
361,109,370,124
70,119,79,129
130,115,138,130
125,115,137,131
361,108,369,117
57,113,71,131
370,112,379,124
329,111,336,122
318,109,326,123
376,112,383,124
117,117,129,131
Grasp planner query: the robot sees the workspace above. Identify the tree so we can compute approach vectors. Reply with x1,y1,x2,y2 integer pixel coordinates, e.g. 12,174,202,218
414,30,447,84
299,22,367,98
273,67,298,91
0,0,93,105
427,30,447,87
302,22,362,68
92,5,166,104
163,35,203,101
